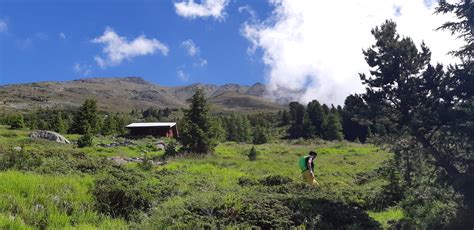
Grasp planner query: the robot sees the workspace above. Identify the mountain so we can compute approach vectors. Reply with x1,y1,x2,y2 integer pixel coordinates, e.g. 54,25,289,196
0,77,284,113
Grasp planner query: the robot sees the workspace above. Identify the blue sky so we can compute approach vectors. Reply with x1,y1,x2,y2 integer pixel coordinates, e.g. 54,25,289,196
0,0,462,104
0,0,272,86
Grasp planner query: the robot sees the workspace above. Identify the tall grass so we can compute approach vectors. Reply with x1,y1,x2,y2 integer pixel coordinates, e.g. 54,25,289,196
0,171,127,229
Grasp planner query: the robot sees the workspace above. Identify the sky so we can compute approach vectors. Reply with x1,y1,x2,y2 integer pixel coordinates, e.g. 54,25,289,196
0,0,463,105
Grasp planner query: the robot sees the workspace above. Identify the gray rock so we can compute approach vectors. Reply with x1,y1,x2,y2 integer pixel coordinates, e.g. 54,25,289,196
156,141,166,150
108,156,128,165
13,146,22,151
29,130,70,144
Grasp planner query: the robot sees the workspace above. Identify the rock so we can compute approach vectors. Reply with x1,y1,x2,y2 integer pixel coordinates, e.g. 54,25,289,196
29,130,70,144
156,141,166,150
108,156,128,165
13,146,22,151
97,140,135,148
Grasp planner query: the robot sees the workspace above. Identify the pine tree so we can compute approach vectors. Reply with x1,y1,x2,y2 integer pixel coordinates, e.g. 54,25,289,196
77,126,93,148
323,113,343,141
51,111,67,134
252,126,269,145
101,114,117,136
72,99,99,134
307,100,325,137
287,102,306,139
179,89,218,154
280,110,290,126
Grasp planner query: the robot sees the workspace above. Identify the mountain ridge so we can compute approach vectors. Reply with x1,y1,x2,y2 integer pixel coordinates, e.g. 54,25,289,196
0,77,284,113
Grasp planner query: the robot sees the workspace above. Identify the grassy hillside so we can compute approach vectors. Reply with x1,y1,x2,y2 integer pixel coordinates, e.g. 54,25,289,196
0,125,403,229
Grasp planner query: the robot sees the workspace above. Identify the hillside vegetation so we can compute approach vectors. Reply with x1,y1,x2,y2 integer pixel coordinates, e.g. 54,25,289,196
0,125,399,229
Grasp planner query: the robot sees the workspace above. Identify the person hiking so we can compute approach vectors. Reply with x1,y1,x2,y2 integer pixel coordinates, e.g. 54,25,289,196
299,151,319,187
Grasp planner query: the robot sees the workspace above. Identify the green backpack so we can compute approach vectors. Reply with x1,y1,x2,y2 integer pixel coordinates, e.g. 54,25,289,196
299,156,308,172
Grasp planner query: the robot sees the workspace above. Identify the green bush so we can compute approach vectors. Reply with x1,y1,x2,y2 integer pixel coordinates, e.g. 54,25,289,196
253,127,269,145
0,146,112,174
8,114,25,130
77,130,93,148
247,146,257,161
164,140,178,158
139,154,153,171
92,167,157,221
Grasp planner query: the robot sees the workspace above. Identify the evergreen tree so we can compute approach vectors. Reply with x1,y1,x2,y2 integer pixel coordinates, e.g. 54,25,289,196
115,113,130,136
51,111,67,134
307,100,325,137
301,112,314,139
252,126,269,145
179,89,218,154
342,94,368,142
223,114,251,142
101,114,117,136
323,113,343,141
287,102,306,139
280,110,290,126
77,126,93,148
360,19,474,221
72,99,99,134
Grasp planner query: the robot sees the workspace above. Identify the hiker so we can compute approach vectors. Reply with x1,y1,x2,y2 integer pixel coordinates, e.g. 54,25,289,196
299,151,319,187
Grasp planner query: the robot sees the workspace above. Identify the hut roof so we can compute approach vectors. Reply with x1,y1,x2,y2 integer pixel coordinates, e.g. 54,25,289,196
126,122,177,128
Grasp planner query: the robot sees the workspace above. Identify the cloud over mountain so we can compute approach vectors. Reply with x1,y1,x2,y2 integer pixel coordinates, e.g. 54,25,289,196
242,0,462,105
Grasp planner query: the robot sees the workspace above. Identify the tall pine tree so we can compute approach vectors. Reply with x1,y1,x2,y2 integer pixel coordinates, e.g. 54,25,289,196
179,89,218,154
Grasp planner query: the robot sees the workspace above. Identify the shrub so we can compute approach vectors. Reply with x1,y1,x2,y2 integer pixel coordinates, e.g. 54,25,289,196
247,146,258,161
253,127,269,145
8,114,25,129
259,175,293,186
164,140,178,158
77,129,93,148
139,154,153,171
92,167,157,221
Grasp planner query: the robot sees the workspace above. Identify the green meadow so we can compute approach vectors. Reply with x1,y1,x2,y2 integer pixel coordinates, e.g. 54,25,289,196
0,125,402,229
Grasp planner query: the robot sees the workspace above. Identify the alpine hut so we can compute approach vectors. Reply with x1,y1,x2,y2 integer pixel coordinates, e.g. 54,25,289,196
126,122,178,138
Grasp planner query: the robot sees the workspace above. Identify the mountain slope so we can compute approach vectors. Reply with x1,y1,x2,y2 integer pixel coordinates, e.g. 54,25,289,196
0,77,284,112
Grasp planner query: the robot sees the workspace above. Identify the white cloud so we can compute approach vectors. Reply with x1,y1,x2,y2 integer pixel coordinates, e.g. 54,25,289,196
174,0,229,20
181,39,199,56
177,70,189,82
0,20,7,33
242,0,462,105
73,62,92,76
59,32,66,39
181,39,208,67
195,58,208,67
238,5,257,22
91,27,169,68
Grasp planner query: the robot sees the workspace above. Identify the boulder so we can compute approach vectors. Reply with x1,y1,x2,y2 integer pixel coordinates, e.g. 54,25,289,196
156,141,166,150
30,130,70,144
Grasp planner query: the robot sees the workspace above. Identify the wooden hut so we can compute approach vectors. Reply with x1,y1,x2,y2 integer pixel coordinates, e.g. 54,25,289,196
126,122,178,138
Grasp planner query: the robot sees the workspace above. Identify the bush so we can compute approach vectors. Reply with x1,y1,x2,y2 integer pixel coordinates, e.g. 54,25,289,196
77,130,93,148
247,146,258,161
164,140,178,158
139,154,153,171
8,114,25,129
259,175,293,186
92,167,157,221
253,127,269,145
